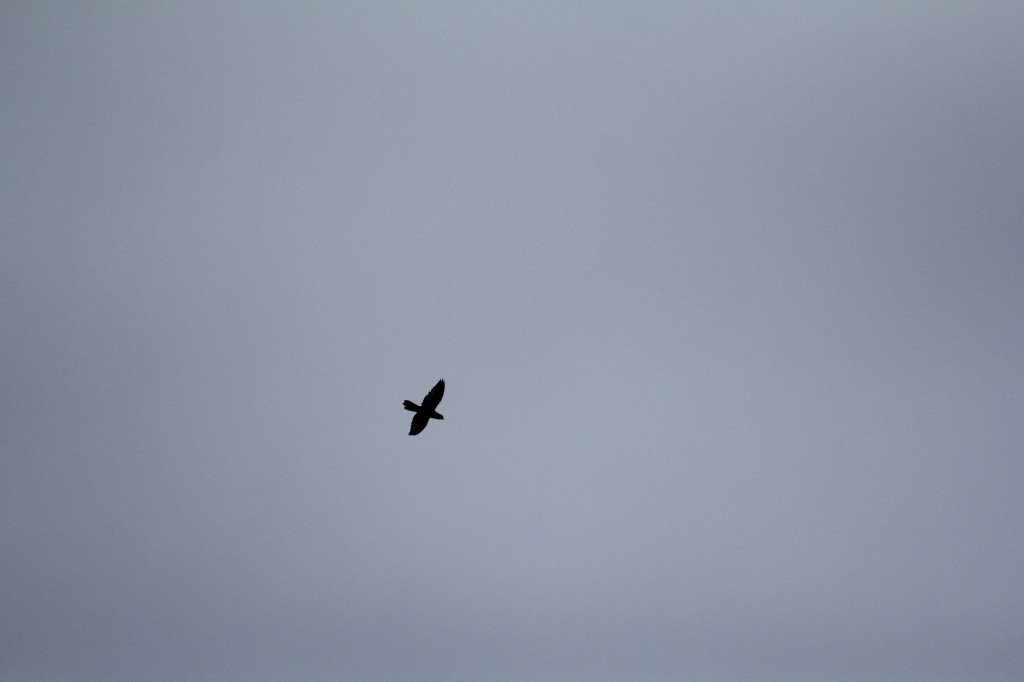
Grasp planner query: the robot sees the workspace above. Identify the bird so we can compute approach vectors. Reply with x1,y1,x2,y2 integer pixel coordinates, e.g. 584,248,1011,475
403,379,445,436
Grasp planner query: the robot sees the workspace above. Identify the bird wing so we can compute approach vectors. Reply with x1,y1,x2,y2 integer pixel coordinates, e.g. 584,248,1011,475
409,411,430,436
421,379,445,410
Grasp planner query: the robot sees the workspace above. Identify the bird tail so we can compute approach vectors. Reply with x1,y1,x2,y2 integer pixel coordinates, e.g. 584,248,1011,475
403,400,418,411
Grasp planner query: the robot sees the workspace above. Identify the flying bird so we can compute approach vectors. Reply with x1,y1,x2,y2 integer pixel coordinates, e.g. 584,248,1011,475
403,379,445,436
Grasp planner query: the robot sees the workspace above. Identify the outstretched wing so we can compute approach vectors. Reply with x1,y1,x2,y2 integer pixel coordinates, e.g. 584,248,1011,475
421,379,445,410
409,411,430,436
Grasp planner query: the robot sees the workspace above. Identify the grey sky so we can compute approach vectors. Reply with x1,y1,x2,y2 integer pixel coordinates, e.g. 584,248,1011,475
3,3,1023,680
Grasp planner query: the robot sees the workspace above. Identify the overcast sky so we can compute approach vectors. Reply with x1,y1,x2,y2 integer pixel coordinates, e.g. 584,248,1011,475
3,3,1023,680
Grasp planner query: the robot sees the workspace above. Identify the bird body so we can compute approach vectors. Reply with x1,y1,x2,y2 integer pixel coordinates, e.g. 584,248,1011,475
404,379,445,435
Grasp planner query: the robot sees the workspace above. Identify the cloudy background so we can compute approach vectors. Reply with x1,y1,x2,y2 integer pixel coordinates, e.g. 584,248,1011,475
3,3,1023,680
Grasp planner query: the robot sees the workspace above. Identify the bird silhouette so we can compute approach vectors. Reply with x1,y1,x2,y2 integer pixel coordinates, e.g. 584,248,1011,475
403,379,445,435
